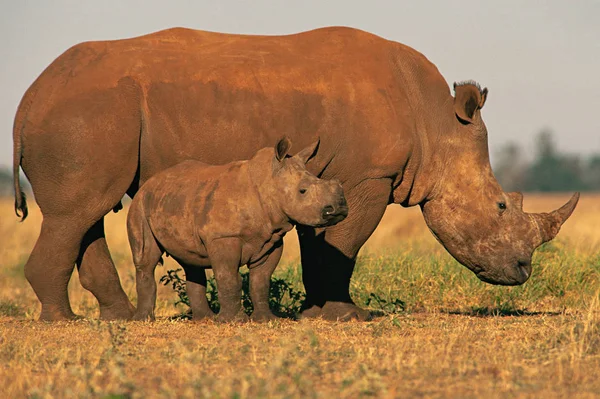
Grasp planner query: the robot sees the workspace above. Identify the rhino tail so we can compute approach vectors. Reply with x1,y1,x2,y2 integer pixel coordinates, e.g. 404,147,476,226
13,146,28,222
13,86,35,222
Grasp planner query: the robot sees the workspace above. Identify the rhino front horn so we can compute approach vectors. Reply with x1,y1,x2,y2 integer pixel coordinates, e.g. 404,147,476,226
532,192,580,245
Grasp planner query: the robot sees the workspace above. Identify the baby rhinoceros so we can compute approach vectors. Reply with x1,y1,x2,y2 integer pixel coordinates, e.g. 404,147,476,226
127,137,348,322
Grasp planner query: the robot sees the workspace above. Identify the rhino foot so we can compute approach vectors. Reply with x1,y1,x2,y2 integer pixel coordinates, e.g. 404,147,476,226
191,309,217,321
298,305,323,319
321,302,372,322
131,310,155,321
100,302,136,321
215,311,250,324
38,305,81,322
251,310,278,322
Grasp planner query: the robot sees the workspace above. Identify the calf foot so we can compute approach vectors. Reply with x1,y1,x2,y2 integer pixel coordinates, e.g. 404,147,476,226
191,309,216,321
251,310,278,322
132,311,155,321
99,301,136,321
215,310,249,323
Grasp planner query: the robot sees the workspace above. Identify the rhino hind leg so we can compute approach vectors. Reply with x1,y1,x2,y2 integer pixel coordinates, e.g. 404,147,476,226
131,244,162,322
76,218,135,320
19,77,143,320
179,263,215,320
24,216,93,320
127,202,163,321
298,178,391,321
22,151,138,321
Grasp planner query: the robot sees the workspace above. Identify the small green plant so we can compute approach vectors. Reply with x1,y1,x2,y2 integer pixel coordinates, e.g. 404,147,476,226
159,269,189,307
365,293,406,315
160,269,306,319
0,300,25,317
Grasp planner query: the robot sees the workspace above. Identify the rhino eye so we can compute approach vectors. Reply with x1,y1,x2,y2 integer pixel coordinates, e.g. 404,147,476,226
299,188,307,195
498,202,507,211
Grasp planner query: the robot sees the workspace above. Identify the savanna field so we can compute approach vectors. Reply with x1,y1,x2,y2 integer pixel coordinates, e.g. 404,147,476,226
0,194,599,398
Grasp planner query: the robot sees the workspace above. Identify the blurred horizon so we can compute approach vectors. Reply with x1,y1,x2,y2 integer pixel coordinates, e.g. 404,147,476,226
1,1,599,168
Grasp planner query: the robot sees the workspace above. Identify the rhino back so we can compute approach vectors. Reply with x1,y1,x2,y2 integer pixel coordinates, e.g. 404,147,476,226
22,26,454,191
136,159,262,264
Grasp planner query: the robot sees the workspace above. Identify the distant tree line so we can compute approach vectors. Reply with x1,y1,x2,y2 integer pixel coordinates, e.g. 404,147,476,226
0,128,597,197
494,129,600,192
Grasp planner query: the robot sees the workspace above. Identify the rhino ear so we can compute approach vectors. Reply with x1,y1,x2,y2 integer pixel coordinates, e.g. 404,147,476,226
275,136,292,162
295,138,320,164
453,83,488,124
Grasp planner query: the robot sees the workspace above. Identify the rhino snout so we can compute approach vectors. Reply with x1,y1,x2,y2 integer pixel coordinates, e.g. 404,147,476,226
475,257,533,286
320,195,348,226
516,258,532,282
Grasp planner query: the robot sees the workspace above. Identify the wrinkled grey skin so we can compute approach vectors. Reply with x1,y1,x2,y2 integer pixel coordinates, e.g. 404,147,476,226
128,138,347,322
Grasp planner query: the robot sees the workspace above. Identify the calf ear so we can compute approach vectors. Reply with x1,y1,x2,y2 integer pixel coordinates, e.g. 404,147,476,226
295,138,320,164
453,83,488,124
275,136,292,162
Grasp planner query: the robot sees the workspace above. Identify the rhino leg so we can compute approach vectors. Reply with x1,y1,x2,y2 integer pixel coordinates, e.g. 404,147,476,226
131,247,162,322
298,178,391,321
19,77,142,321
208,238,248,323
76,218,135,320
127,202,162,321
24,216,92,320
179,263,215,320
249,243,283,322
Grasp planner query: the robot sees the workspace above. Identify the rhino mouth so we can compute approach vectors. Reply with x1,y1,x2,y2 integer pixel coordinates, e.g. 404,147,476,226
473,259,532,286
319,205,349,227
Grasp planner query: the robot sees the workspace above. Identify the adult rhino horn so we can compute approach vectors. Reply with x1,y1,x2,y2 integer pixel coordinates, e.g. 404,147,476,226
531,192,580,245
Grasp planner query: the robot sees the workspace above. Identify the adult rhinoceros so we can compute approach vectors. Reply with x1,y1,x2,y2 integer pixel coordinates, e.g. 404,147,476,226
13,26,578,321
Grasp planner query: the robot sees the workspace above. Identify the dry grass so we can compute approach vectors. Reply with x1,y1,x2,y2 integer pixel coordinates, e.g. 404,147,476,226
1,194,599,398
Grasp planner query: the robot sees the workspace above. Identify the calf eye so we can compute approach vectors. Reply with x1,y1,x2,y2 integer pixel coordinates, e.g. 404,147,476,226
299,188,307,194
498,202,507,211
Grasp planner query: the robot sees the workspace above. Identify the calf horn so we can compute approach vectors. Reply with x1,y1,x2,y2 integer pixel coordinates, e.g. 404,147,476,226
531,192,580,245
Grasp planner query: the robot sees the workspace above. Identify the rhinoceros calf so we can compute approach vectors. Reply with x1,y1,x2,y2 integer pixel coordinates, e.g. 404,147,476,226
127,137,347,322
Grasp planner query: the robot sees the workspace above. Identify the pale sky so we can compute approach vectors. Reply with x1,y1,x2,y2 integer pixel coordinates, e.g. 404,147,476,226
1,0,599,167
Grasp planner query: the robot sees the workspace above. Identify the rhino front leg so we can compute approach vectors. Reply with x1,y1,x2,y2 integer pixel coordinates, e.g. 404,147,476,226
248,243,283,322
208,238,248,323
298,178,392,321
179,263,215,320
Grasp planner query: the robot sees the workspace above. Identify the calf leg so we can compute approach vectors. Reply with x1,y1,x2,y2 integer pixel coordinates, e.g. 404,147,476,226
299,178,391,321
77,218,135,320
249,243,283,322
132,248,162,321
207,238,247,322
127,202,163,321
179,263,215,320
